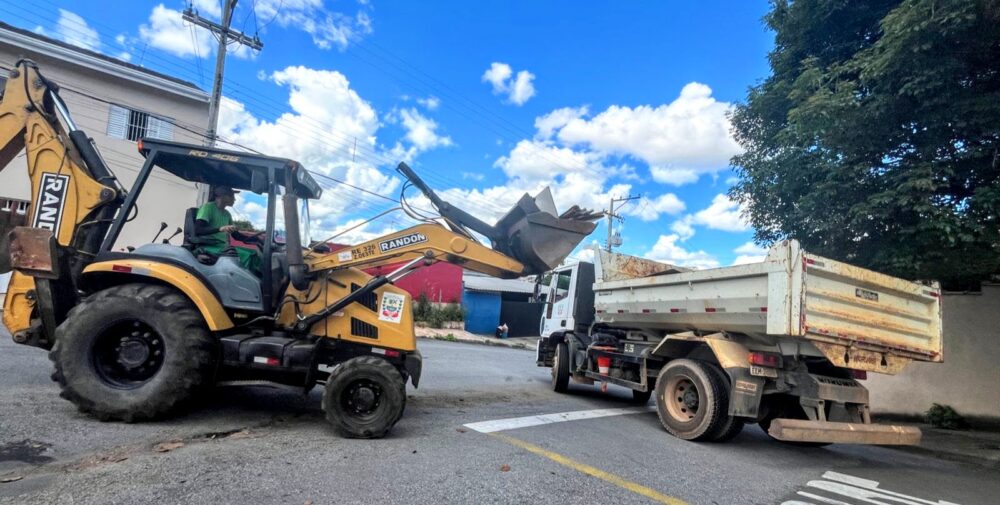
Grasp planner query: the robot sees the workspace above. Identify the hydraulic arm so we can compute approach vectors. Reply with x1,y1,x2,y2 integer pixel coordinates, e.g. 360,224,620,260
0,60,123,345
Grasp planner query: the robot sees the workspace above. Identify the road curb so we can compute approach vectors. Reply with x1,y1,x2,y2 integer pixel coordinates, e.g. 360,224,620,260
417,335,535,350
888,443,1000,469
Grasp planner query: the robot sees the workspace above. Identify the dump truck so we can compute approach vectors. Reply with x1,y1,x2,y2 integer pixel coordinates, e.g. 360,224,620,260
0,60,599,438
535,241,943,445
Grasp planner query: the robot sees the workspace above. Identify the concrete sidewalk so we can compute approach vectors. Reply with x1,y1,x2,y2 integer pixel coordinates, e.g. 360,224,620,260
415,327,540,350
884,422,1000,469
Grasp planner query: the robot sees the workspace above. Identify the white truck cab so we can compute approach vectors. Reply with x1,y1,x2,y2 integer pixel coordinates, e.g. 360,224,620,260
538,262,595,339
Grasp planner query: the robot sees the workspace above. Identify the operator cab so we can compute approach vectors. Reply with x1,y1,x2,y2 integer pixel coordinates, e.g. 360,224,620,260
93,139,321,316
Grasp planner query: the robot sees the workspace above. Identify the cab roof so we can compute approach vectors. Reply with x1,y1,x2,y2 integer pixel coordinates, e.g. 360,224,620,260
137,138,322,199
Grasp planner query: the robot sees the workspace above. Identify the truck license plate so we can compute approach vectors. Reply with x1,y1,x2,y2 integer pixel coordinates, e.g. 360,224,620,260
749,365,778,378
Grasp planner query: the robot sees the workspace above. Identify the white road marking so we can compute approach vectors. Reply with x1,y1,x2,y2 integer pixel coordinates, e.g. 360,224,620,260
782,471,961,505
463,406,655,433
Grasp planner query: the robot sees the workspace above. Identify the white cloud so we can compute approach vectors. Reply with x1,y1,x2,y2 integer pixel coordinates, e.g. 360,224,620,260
731,241,768,265
219,66,401,230
644,234,719,270
139,5,213,58
535,106,589,140
481,62,536,106
416,96,440,110
319,218,400,245
509,70,536,106
630,193,686,222
387,107,454,162
734,241,767,256
461,172,485,181
56,10,100,52
254,0,373,51
566,241,600,265
692,194,748,232
493,139,594,182
671,219,696,241
482,62,512,93
192,0,223,18
663,193,748,243
398,108,452,151
550,82,741,186
732,255,764,265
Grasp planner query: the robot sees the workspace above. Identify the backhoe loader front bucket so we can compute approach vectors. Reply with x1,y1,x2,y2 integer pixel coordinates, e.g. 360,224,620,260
394,162,599,275
494,188,598,274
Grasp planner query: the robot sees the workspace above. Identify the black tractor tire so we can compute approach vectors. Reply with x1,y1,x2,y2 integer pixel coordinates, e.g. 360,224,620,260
49,283,217,422
551,343,570,393
703,365,744,442
322,356,406,439
654,359,729,441
632,388,653,404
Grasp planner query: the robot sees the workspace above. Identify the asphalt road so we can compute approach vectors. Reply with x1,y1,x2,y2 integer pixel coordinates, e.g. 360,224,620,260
1,327,997,505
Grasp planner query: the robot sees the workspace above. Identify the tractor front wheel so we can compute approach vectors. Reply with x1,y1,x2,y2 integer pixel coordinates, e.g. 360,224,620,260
322,356,406,438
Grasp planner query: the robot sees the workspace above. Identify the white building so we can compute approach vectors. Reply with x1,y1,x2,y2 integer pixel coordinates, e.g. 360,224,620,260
0,22,210,303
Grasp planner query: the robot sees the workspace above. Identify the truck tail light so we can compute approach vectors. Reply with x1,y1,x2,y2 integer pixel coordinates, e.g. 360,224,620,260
748,351,782,368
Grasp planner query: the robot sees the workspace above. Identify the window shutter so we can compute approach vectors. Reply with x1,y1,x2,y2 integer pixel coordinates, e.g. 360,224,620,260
147,115,175,141
106,104,128,139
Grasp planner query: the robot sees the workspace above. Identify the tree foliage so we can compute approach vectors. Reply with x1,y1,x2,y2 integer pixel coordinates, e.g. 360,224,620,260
730,0,1000,288
231,219,257,232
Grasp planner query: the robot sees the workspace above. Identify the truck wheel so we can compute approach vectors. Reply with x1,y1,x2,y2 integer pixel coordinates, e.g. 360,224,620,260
49,284,217,422
322,356,406,438
654,359,728,441
551,343,570,393
703,365,744,442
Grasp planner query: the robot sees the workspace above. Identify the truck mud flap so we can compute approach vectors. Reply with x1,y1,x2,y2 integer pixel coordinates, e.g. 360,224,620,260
768,418,921,445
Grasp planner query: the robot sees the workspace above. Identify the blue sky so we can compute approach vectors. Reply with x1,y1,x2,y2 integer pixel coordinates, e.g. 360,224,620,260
4,0,776,268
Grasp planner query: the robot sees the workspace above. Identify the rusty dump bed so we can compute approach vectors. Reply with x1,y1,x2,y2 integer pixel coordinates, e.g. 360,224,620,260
592,241,943,374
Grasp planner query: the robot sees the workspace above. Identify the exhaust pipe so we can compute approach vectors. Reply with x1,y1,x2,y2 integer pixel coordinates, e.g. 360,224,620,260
284,164,310,290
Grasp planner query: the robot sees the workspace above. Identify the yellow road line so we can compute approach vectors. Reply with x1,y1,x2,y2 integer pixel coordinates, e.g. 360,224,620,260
491,433,689,505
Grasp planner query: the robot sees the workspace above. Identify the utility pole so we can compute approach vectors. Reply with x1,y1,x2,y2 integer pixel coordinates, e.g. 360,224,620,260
605,195,640,252
183,0,262,204
183,0,263,147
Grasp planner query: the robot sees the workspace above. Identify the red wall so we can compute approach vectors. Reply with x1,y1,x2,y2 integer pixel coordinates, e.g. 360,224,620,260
365,261,463,303
327,243,463,303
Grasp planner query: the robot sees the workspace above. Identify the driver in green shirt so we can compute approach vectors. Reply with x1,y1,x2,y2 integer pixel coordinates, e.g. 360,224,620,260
193,186,263,276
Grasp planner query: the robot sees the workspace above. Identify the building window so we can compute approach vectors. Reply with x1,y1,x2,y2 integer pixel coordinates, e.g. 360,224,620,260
107,104,174,142
1,199,29,215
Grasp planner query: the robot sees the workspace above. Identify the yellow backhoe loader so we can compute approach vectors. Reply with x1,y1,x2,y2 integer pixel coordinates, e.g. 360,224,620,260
0,60,599,438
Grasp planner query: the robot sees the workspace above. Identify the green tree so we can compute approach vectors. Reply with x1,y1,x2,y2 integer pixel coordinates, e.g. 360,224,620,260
231,219,257,232
730,0,1000,289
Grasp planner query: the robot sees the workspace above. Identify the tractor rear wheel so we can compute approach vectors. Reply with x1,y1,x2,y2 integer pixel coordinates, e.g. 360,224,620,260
322,356,406,438
50,283,217,422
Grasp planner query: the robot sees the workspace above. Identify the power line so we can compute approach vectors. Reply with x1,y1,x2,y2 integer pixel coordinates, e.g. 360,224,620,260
1,4,527,207
3,4,582,220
